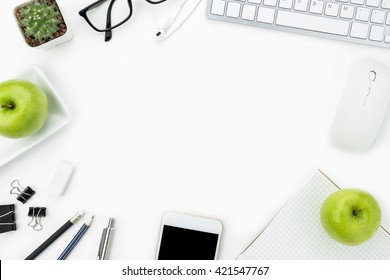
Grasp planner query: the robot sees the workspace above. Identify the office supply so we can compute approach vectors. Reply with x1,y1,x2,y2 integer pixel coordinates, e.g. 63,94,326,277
98,218,114,260
28,207,46,231
0,204,17,234
0,204,15,219
10,179,35,204
155,0,202,40
47,160,75,197
206,0,390,49
0,223,17,234
0,66,71,168
58,216,94,260
25,211,84,260
331,59,390,150
238,170,390,259
79,0,167,42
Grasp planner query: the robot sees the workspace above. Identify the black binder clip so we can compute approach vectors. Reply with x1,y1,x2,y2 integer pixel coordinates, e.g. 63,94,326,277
0,204,17,234
28,207,46,231
10,179,35,204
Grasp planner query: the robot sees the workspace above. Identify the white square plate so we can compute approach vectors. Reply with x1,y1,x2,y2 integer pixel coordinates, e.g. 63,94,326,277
0,66,71,167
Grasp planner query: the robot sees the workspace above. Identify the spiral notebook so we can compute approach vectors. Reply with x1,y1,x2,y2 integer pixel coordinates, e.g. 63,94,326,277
238,170,390,259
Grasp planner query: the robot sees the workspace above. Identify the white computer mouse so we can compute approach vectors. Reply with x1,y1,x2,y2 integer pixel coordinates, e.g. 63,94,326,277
331,59,390,149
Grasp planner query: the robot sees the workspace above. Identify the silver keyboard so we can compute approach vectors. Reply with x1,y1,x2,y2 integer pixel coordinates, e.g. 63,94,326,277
206,0,390,48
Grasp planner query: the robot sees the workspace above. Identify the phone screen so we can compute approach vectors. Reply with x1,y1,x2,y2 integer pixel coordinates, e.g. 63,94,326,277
157,225,219,260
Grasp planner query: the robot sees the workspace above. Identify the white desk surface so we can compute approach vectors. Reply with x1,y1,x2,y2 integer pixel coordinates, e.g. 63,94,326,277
1,0,390,260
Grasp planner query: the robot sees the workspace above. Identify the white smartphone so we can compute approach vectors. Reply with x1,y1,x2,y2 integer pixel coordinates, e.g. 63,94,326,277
156,212,223,260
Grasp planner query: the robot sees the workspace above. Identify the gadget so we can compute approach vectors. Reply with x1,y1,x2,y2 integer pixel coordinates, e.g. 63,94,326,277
155,212,223,260
331,59,390,149
155,0,202,40
206,0,390,49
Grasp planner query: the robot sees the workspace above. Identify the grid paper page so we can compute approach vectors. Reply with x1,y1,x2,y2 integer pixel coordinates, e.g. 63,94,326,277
238,171,390,259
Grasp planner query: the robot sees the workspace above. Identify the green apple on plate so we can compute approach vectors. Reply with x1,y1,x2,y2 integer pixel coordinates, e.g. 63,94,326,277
320,188,381,246
0,80,48,138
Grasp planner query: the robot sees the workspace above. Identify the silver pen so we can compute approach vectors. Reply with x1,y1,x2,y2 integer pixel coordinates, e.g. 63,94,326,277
97,218,114,260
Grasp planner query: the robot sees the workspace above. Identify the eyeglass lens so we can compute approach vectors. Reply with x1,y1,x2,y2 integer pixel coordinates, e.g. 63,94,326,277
86,0,132,30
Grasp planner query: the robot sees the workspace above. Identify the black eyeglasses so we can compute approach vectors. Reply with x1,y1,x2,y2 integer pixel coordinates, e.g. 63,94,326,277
79,0,167,42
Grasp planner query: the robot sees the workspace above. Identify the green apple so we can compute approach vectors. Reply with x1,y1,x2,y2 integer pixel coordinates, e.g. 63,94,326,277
0,80,48,138
320,188,381,246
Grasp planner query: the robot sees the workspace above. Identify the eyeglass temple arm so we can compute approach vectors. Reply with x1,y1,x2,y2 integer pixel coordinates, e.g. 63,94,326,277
104,0,117,41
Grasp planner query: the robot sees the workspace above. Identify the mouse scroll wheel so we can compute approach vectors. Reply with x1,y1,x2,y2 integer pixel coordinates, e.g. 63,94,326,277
369,70,376,81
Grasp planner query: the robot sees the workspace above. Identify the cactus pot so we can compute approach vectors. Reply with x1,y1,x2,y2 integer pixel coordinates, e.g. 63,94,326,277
14,0,72,50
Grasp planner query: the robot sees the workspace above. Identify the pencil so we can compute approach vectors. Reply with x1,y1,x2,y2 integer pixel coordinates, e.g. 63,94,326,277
25,211,84,260
57,216,94,260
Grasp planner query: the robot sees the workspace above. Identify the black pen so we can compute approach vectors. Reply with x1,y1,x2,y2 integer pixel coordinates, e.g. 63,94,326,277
25,211,84,260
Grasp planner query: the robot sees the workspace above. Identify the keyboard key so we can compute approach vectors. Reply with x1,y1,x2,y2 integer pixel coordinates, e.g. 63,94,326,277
248,0,262,3
242,5,256,20
257,7,276,23
369,25,384,41
356,7,370,21
366,0,380,7
276,10,350,35
371,10,386,23
325,3,340,17
383,0,390,9
279,0,293,9
385,35,390,42
336,0,348,2
226,2,241,18
211,0,226,15
294,0,309,11
350,22,369,38
387,13,390,24
340,5,354,19
351,0,364,4
309,0,324,14
264,0,278,7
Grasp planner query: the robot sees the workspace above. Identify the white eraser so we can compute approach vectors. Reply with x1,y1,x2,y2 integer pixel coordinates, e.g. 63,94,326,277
47,160,75,197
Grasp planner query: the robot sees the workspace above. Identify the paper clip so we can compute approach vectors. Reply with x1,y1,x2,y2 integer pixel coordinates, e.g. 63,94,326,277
10,179,35,204
28,207,46,231
0,204,17,234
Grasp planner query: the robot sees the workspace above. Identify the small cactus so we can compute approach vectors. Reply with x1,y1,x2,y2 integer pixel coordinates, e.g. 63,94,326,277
19,1,61,42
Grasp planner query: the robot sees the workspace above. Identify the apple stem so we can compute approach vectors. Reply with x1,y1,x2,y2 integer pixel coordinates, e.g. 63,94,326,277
353,209,362,216
1,104,14,109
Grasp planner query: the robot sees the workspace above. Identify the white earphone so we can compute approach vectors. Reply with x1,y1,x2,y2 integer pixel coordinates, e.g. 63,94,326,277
155,0,201,40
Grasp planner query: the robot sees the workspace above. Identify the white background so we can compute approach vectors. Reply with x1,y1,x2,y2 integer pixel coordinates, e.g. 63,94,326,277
0,0,390,260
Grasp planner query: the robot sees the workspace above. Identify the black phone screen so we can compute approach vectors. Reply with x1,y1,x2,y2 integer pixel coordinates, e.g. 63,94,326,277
157,225,219,260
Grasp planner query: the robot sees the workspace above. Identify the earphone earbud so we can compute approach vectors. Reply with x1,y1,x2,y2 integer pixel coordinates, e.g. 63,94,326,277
155,16,173,37
155,7,182,38
157,16,173,29
154,0,201,40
